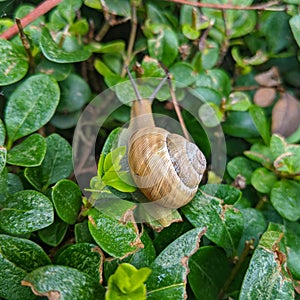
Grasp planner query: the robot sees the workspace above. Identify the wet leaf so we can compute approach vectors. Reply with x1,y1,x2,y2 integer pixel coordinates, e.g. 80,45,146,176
4,74,60,145
0,190,54,234
52,179,82,224
272,92,300,137
146,228,206,299
7,134,46,167
0,39,28,86
22,265,105,299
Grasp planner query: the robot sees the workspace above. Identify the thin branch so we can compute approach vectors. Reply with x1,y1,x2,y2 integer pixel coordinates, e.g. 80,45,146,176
165,0,285,11
0,0,62,40
16,18,35,69
121,2,138,77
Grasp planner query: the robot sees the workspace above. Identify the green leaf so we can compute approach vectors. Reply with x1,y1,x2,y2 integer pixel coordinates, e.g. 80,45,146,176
182,24,200,40
36,59,72,81
0,119,5,146
0,234,51,300
227,156,256,184
271,179,300,221
57,0,82,23
290,15,300,48
0,146,6,174
25,133,73,191
244,143,274,167
4,74,60,145
106,263,151,300
0,190,54,234
223,111,260,138
239,229,294,299
88,40,125,54
38,218,68,247
40,27,91,63
55,243,103,281
188,246,231,300
50,110,81,129
169,62,196,88
23,265,105,299
225,92,251,111
75,219,95,243
0,39,28,85
88,201,143,258
283,221,300,280
182,190,243,253
148,27,179,67
249,105,270,144
57,73,91,113
52,179,82,224
251,167,277,194
7,134,46,167
146,228,205,299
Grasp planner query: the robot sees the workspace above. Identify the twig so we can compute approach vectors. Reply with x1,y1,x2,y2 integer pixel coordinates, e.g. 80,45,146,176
121,2,138,77
0,0,62,40
165,0,285,11
218,240,254,299
160,63,190,141
16,18,35,69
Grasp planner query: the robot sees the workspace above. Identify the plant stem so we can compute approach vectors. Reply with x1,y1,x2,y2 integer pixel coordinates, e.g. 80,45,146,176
0,0,62,40
218,240,254,299
121,2,138,77
165,0,285,11
16,19,35,70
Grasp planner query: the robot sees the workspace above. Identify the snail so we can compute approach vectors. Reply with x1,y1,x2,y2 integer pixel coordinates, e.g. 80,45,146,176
126,70,206,209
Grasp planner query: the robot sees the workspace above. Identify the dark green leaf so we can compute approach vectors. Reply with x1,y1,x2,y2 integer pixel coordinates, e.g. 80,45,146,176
244,143,274,167
148,27,178,67
239,229,294,299
52,179,82,224
251,167,277,194
271,179,300,221
55,243,103,281
4,74,60,145
0,190,54,234
7,134,46,167
23,265,105,299
50,110,81,129
75,219,95,243
88,201,142,258
188,246,231,300
170,62,196,88
249,105,270,144
0,119,5,146
57,73,91,113
290,15,300,48
182,190,243,253
38,218,68,247
25,133,73,191
146,228,205,299
227,156,256,184
36,59,72,81
57,0,82,23
0,39,28,85
0,147,6,174
40,27,91,63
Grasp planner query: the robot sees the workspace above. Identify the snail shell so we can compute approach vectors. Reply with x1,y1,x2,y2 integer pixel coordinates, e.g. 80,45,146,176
127,98,206,209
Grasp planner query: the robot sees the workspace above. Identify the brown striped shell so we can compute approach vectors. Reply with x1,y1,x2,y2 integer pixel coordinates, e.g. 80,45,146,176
128,126,206,209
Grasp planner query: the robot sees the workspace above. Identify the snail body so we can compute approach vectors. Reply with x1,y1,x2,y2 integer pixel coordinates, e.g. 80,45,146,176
127,74,206,209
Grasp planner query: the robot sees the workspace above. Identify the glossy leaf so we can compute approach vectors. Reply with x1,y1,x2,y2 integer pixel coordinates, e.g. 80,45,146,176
182,190,243,253
0,39,28,85
75,219,95,243
271,179,300,221
22,265,105,299
227,156,256,184
0,190,54,234
244,143,274,167
0,146,6,175
38,218,68,247
146,228,206,299
88,201,143,258
57,73,91,113
251,167,277,194
169,62,196,88
0,119,5,146
25,133,73,191
188,246,231,300
36,59,72,81
7,134,47,167
239,229,294,299
40,27,91,63
290,14,300,48
57,0,82,23
52,179,82,224
4,74,60,145
55,243,103,281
